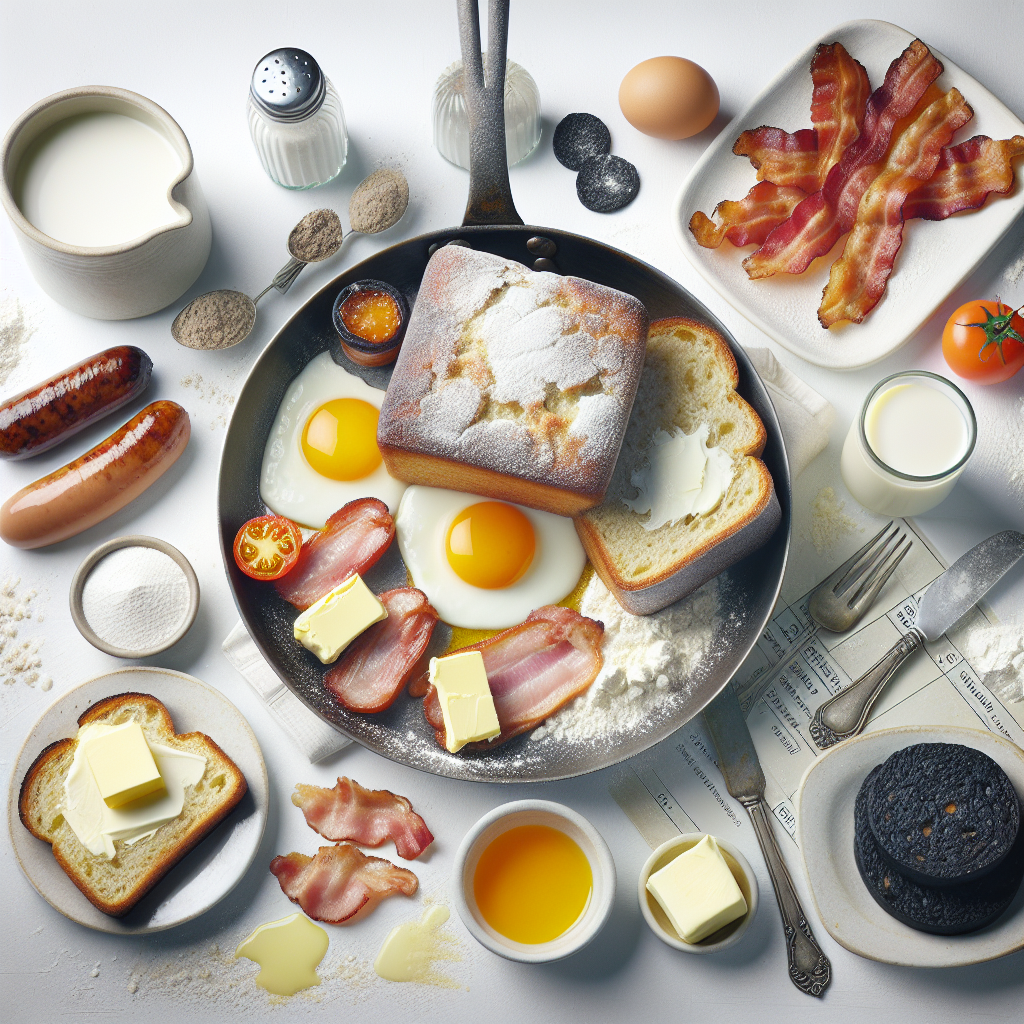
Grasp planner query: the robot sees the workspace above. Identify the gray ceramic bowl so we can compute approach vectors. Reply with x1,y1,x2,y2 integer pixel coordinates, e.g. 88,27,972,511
1,86,211,320
70,535,200,658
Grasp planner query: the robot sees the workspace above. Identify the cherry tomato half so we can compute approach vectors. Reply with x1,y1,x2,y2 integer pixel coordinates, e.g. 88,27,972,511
233,515,302,580
942,300,1024,384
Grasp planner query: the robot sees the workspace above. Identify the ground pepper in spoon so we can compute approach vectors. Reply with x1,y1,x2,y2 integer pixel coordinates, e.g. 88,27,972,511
171,169,409,351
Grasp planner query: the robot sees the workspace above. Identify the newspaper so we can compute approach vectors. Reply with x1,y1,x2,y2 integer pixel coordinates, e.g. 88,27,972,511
609,518,1024,854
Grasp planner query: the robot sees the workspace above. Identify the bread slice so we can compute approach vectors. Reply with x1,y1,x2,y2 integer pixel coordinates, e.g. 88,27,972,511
19,692,247,917
377,245,649,516
574,317,781,615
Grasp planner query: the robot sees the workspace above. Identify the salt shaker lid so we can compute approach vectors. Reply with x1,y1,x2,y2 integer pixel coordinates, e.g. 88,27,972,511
250,47,326,122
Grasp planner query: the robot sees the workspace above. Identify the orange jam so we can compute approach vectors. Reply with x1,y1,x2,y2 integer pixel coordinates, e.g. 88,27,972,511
340,289,402,344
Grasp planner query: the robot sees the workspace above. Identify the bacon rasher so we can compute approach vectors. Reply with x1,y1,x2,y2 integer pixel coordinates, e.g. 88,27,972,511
415,606,604,750
743,39,942,279
904,134,1024,220
324,587,438,712
269,844,418,923
819,89,973,327
734,42,870,192
275,497,394,609
291,777,434,859
689,181,808,248
693,42,869,249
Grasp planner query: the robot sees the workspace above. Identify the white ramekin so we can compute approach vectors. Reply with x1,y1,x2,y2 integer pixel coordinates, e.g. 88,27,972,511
452,799,616,963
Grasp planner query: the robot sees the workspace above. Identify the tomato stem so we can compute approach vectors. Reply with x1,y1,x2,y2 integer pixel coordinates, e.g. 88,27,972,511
966,301,1024,365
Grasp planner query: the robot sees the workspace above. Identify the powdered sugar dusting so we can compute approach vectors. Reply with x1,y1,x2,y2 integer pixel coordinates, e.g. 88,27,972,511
962,622,1024,703
531,573,721,742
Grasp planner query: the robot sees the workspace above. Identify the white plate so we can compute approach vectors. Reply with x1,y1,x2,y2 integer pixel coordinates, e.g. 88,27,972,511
673,20,1024,370
797,724,1024,967
8,667,269,934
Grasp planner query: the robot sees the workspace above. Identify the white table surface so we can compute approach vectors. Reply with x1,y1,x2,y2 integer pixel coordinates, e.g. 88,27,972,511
2,1,1023,1021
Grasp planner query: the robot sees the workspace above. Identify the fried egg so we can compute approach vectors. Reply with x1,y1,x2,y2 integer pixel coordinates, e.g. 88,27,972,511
260,352,405,528
395,485,587,629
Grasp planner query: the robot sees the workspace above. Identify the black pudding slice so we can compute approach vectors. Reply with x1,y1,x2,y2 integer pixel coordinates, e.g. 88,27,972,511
855,766,1024,936
867,742,1020,888
553,113,611,171
576,154,640,213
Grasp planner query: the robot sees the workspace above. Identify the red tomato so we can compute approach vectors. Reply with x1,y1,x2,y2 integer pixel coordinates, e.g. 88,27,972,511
233,515,302,580
942,300,1024,384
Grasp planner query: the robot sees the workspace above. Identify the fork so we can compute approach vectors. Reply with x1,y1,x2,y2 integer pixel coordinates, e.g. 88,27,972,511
808,521,911,633
807,522,913,749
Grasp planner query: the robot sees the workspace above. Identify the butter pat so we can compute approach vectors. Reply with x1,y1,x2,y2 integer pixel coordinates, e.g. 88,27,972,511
624,423,734,531
293,574,387,664
646,834,747,944
428,650,500,752
84,722,165,808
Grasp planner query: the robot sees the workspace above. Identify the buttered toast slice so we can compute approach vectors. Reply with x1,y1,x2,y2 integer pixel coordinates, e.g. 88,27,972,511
574,317,781,615
19,692,247,917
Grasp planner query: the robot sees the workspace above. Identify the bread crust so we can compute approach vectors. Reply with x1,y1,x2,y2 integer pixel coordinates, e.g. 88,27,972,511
574,317,780,614
377,246,649,514
18,692,247,917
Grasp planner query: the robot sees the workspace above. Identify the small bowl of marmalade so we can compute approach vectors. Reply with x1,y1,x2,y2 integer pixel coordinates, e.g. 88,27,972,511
331,279,409,367
453,800,616,963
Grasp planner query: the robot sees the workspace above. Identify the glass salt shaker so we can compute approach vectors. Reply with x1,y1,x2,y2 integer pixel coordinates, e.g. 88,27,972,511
433,56,541,169
247,47,348,189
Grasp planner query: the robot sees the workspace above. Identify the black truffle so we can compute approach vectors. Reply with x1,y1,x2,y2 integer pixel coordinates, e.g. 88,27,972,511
576,154,640,213
553,113,611,171
867,742,1020,887
854,766,1024,936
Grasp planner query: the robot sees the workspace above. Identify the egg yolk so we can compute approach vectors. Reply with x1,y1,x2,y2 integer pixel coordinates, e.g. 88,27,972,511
301,398,382,481
445,501,536,589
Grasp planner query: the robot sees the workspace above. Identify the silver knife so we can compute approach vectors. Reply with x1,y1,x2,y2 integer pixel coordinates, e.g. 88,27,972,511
810,530,1024,748
704,688,832,997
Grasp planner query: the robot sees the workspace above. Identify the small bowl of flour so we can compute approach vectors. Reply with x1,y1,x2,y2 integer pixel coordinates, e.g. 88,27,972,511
70,536,200,658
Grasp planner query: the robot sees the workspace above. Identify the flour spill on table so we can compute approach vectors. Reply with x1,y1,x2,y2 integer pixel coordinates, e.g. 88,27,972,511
179,372,237,429
1,578,49,689
808,486,860,554
532,573,720,743
0,294,37,387
962,622,1024,702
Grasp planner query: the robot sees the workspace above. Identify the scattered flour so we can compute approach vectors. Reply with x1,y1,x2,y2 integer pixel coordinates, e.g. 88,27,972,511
808,486,859,554
1002,249,1024,287
1,578,50,689
179,372,236,430
0,294,37,387
532,573,720,743
983,395,1024,507
962,622,1024,703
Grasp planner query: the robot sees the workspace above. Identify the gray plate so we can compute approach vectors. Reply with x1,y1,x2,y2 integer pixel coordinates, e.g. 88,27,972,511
218,225,791,782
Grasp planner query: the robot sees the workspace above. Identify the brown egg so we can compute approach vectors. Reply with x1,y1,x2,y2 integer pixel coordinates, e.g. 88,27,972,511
619,56,720,140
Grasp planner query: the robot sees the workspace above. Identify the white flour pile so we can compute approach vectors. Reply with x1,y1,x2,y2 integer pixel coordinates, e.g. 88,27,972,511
0,295,36,387
531,573,720,743
81,547,191,651
808,486,859,554
1,578,50,689
962,622,1024,702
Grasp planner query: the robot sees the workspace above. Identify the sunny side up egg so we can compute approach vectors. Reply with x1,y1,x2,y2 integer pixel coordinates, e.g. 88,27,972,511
395,485,587,630
260,351,406,528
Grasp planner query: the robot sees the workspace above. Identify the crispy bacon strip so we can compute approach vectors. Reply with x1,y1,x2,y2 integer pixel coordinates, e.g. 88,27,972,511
291,777,434,859
689,181,808,248
819,89,973,326
734,43,870,191
275,497,394,610
904,134,1024,220
323,588,438,712
415,606,604,750
269,844,417,923
743,39,942,279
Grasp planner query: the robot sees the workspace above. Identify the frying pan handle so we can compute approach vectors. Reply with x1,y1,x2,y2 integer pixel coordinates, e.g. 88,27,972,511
457,0,524,226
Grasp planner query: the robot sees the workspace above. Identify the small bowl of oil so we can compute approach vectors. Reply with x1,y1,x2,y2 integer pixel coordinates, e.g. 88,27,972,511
453,799,616,963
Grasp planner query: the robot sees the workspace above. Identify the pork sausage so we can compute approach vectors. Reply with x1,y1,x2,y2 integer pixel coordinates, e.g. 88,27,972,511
0,346,153,460
0,401,190,549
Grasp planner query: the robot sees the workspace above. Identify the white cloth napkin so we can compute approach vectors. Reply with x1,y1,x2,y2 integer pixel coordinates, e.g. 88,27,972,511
221,351,831,761
222,621,350,762
746,347,835,477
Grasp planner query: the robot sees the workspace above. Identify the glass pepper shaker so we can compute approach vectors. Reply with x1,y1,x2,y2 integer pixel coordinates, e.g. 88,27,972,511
247,47,348,190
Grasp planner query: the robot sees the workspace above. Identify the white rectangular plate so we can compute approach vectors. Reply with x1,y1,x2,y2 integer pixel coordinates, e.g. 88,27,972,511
673,19,1024,370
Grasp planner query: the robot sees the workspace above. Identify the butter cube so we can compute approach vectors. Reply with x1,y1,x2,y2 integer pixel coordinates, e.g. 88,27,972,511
83,722,165,809
429,651,500,752
646,834,747,944
293,574,387,664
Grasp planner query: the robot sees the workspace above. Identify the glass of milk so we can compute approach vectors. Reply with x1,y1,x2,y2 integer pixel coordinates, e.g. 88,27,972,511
840,371,976,517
